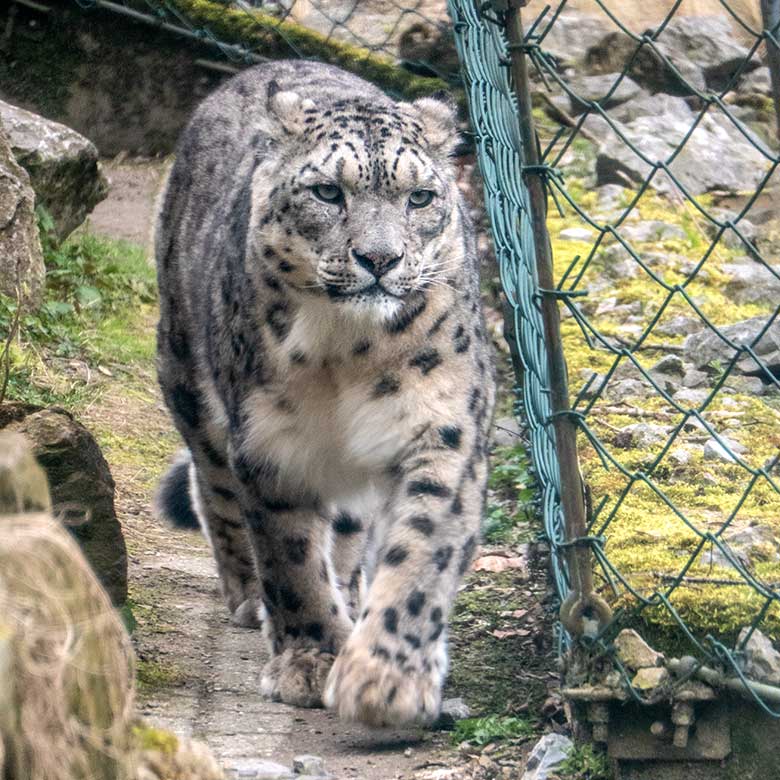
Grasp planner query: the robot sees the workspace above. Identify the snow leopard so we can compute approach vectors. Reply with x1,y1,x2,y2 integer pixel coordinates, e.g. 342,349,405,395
154,59,495,727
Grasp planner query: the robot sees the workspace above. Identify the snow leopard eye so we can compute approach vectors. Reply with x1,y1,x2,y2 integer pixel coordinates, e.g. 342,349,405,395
408,190,435,208
312,183,343,204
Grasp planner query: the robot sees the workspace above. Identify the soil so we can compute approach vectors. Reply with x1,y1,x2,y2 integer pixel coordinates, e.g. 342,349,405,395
80,158,559,779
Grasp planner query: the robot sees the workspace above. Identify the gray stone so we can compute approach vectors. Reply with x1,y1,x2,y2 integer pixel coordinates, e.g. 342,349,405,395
594,110,771,197
673,387,710,407
620,221,687,243
724,375,767,396
225,761,295,780
632,666,670,691
585,16,760,95
0,101,108,241
0,117,45,312
656,316,704,338
568,73,644,116
682,368,709,388
721,260,780,305
739,67,772,96
738,627,780,686
606,378,652,401
610,93,693,125
615,629,664,670
434,697,472,730
0,403,127,605
559,227,594,242
540,13,610,67
615,423,668,449
683,316,780,377
292,755,326,776
703,437,745,463
651,355,685,377
521,733,573,780
596,183,626,213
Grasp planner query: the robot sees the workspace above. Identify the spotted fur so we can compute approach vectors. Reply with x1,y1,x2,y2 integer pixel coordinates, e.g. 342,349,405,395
154,60,495,727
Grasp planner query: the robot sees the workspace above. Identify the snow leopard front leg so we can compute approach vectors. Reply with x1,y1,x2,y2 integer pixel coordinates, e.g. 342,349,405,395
229,445,354,708
324,416,491,726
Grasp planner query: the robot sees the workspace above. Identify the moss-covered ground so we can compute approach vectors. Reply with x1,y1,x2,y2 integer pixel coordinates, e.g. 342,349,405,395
541,127,780,652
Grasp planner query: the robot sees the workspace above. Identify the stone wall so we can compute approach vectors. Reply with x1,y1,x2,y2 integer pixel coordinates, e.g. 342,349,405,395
0,0,229,156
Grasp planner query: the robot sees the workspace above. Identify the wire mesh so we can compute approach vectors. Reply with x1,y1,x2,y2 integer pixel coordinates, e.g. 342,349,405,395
62,0,780,715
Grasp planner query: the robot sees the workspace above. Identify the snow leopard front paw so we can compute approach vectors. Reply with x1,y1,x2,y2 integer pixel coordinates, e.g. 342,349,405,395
323,633,445,726
230,598,264,629
260,646,335,708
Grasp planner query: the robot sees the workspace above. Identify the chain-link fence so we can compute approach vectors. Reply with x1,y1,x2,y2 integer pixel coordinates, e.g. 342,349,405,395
449,0,780,728
58,0,780,729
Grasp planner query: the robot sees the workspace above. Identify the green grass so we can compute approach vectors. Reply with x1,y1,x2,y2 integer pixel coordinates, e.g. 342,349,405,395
452,715,535,746
558,743,612,780
484,442,537,544
1,210,157,407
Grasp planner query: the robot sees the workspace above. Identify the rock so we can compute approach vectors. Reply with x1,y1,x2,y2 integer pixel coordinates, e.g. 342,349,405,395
567,73,644,116
669,447,692,466
225,760,295,779
0,403,127,605
656,315,704,338
292,755,326,776
724,375,767,396
620,221,687,243
672,387,710,406
493,416,522,448
651,355,685,377
0,431,51,514
615,629,664,670
586,17,760,95
703,437,746,463
739,67,772,96
0,101,108,241
683,316,780,378
593,110,771,197
610,93,693,125
0,117,45,312
398,21,460,80
606,378,652,401
682,368,709,388
721,259,780,305
596,183,626,213
738,627,780,686
521,733,573,780
632,666,670,691
539,13,610,68
434,697,472,730
559,227,594,242
615,423,668,449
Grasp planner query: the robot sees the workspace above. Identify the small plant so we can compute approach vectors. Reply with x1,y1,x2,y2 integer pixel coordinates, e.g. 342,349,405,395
558,742,612,780
489,443,534,495
452,715,534,746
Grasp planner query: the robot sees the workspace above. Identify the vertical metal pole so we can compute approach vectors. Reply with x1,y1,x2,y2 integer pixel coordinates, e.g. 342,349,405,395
503,1,611,636
763,0,780,141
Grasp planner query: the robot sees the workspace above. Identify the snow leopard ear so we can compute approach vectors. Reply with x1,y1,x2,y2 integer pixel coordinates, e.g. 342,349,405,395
411,94,459,157
266,80,315,135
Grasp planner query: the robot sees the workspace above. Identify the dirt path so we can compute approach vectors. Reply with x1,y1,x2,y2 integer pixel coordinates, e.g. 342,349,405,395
82,159,555,779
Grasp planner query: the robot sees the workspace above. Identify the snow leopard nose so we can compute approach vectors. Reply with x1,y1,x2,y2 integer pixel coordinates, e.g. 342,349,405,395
352,249,404,278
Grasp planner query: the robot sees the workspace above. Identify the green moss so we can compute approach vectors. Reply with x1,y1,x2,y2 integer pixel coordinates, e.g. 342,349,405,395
136,659,186,691
132,724,179,754
168,0,448,100
542,173,780,649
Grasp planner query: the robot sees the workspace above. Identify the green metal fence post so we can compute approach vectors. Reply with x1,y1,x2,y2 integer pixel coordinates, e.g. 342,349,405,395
502,0,611,638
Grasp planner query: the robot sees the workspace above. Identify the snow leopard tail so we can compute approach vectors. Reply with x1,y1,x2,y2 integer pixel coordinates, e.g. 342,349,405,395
154,450,200,530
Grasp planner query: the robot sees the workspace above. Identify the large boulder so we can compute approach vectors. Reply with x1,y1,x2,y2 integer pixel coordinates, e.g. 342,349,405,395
0,403,127,606
0,101,108,241
537,13,610,69
683,317,780,380
586,16,761,95
0,119,45,312
591,108,771,196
